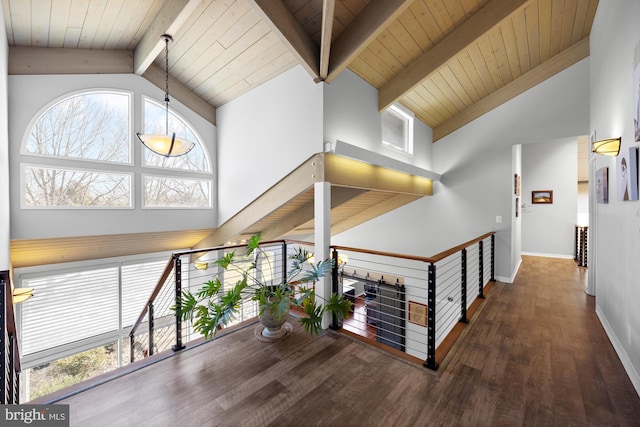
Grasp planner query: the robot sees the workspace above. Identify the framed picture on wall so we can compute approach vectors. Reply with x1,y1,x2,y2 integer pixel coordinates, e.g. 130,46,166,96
617,147,639,201
634,61,640,142
532,190,553,204
596,167,609,204
514,174,521,196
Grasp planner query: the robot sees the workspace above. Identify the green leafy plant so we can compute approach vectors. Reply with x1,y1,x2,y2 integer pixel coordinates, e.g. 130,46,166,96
175,234,352,339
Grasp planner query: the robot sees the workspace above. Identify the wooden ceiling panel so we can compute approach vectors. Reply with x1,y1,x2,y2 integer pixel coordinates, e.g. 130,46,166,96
3,0,600,142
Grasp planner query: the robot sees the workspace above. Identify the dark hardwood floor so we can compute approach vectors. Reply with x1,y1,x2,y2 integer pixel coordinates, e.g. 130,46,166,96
56,256,640,426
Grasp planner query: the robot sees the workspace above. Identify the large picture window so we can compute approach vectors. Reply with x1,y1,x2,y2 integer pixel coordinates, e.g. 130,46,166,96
23,165,132,208
24,91,131,163
21,90,213,209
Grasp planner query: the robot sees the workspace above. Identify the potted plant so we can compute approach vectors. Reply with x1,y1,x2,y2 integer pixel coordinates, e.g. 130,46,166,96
176,234,352,340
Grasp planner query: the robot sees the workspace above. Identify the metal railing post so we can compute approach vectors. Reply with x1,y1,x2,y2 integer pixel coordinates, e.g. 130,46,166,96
491,234,495,281
460,249,468,324
129,334,135,363
172,257,185,352
424,263,439,370
148,302,155,356
8,333,15,404
478,240,485,299
1,278,6,404
330,248,341,330
282,242,288,283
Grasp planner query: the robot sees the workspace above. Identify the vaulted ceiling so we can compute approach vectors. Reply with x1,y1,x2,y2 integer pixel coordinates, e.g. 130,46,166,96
2,0,598,141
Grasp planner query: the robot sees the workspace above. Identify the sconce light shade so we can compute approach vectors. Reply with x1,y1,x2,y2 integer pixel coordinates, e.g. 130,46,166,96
13,287,34,304
136,132,195,157
592,137,621,156
194,261,209,271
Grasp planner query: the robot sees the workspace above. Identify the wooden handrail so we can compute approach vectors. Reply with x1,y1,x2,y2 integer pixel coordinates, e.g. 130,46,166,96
128,257,176,337
128,232,494,339
332,232,495,264
427,232,495,263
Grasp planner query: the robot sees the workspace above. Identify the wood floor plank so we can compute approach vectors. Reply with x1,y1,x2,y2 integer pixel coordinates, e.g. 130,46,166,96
53,256,640,426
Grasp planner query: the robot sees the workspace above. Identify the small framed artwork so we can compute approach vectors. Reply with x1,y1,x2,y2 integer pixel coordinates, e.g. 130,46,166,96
532,190,553,204
617,147,638,201
515,197,520,217
514,174,521,196
408,301,428,327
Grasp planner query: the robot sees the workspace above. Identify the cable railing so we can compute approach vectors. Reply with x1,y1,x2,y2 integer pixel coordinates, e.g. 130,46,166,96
331,232,494,369
1,271,21,404
129,233,495,371
129,240,294,362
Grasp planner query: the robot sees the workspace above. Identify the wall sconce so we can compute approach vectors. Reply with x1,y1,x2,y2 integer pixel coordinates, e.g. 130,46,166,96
194,262,209,270
13,287,34,304
592,137,621,156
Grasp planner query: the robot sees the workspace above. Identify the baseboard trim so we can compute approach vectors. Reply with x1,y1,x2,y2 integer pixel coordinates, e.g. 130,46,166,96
521,251,574,259
495,257,522,283
596,306,640,398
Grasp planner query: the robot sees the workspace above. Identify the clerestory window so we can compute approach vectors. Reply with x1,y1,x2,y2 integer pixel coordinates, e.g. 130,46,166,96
381,104,414,155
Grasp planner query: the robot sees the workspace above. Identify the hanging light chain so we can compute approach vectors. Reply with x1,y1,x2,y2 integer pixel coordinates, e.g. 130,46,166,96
162,34,173,135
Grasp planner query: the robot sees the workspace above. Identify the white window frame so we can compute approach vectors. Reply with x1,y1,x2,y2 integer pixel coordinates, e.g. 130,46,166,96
381,104,414,155
20,163,134,209
141,173,213,209
21,89,133,166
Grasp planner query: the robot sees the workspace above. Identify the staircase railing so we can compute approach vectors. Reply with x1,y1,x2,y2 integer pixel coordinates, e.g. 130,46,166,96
1,271,21,404
129,233,495,370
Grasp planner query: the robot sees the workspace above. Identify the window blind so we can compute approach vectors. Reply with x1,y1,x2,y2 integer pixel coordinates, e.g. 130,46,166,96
20,266,120,356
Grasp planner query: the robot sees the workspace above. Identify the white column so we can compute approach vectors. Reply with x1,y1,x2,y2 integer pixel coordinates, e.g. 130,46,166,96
314,181,331,328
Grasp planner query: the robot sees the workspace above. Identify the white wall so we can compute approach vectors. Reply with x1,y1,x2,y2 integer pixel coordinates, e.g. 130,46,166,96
216,65,324,225
590,0,640,394
511,145,522,273
8,74,217,239
521,138,578,257
335,59,589,281
324,68,433,171
0,4,9,269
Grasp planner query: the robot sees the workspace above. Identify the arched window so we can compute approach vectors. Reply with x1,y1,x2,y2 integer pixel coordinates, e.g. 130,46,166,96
21,90,213,209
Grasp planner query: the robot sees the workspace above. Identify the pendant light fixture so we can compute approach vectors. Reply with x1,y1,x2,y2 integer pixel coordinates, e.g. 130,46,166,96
137,34,195,157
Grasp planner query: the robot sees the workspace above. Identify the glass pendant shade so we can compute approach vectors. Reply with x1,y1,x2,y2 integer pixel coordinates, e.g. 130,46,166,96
592,137,621,156
137,132,195,157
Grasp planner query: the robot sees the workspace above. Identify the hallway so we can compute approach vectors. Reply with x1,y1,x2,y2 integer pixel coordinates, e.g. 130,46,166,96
57,256,640,426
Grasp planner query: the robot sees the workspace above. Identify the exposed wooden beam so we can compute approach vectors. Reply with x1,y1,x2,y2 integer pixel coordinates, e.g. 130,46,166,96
319,0,336,80
433,37,590,141
252,0,320,81
378,0,529,112
133,0,201,75
8,47,133,74
326,0,413,83
193,154,325,249
143,63,216,125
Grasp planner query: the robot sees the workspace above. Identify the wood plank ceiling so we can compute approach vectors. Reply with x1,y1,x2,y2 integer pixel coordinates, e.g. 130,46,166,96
2,0,598,140
2,0,598,266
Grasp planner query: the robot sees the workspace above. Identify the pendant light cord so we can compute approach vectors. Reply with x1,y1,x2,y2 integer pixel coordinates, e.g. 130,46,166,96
163,35,172,135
